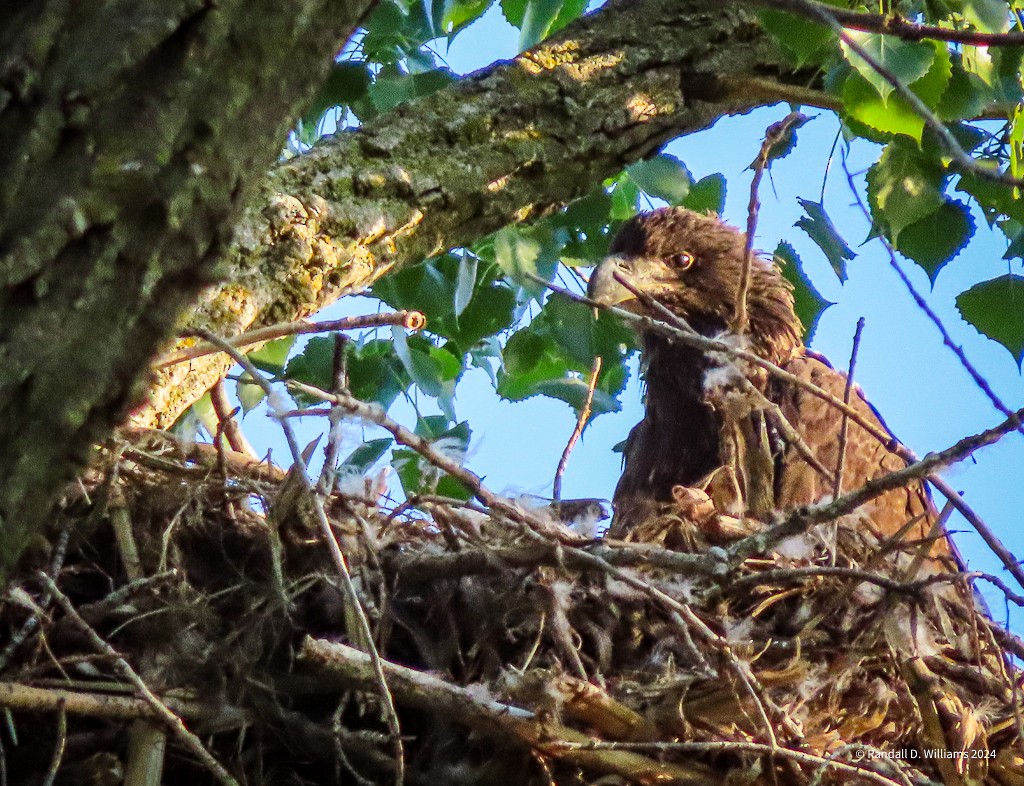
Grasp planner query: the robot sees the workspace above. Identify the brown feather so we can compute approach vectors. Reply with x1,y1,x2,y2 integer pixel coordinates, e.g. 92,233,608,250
589,207,954,567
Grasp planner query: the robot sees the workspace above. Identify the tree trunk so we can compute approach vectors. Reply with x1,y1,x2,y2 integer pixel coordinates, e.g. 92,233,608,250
0,0,373,579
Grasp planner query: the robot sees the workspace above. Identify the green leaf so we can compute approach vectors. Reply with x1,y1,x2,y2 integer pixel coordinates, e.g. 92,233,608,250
392,331,463,420
626,154,692,205
302,63,371,128
285,337,410,410
608,172,640,220
964,0,1010,33
191,392,219,437
840,32,935,101
393,421,473,500
682,173,727,215
757,9,832,67
774,241,833,340
909,41,951,110
955,274,1024,366
956,171,1024,225
794,199,855,282
500,0,527,26
247,336,296,376
442,0,490,34
895,201,975,282
373,255,517,351
454,252,478,318
497,294,634,414
493,224,560,296
937,55,991,121
865,139,945,242
236,372,267,414
518,0,562,49
842,71,924,141
341,438,393,473
369,69,456,113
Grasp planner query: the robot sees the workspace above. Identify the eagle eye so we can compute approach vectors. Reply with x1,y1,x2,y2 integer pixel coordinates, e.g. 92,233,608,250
671,252,694,270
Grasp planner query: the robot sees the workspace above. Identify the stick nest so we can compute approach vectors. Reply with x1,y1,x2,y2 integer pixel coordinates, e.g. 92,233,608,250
2,430,1022,786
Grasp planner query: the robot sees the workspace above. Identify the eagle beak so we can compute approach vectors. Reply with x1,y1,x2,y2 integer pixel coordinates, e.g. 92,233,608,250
587,256,637,308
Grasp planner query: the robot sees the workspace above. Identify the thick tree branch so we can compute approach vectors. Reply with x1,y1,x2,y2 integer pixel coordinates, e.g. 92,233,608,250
137,0,807,429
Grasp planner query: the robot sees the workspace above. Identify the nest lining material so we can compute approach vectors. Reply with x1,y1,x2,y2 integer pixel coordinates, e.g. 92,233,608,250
0,428,1022,786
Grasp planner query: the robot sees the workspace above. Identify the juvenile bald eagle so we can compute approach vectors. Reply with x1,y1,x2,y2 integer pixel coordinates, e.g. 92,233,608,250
589,208,951,561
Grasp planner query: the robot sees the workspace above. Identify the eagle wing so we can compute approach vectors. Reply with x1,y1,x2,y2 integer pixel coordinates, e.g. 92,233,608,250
772,350,954,567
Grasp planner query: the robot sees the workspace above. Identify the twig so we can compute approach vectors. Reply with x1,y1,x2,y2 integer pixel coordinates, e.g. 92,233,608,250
119,427,285,484
834,317,865,499
40,705,66,786
210,380,256,458
156,311,425,369
36,574,239,786
191,330,405,786
386,538,723,582
552,356,602,503
735,111,806,335
317,333,350,497
0,682,248,725
761,0,1024,47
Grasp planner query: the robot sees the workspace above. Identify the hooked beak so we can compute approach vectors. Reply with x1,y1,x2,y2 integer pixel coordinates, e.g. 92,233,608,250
587,256,637,307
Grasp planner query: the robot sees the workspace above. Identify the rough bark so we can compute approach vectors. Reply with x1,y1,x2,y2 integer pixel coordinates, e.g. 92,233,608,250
140,0,826,428
0,0,374,579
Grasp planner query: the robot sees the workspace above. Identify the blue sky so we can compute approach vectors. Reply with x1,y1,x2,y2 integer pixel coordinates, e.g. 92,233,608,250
237,4,1024,629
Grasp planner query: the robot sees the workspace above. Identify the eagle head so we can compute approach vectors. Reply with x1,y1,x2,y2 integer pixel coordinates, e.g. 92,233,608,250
588,207,803,362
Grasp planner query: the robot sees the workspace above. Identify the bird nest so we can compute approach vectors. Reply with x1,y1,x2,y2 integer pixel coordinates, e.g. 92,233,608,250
1,428,1022,786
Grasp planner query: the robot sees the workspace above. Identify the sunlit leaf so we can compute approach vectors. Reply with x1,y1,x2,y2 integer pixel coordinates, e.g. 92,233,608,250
866,139,945,242
840,32,935,101
247,336,296,376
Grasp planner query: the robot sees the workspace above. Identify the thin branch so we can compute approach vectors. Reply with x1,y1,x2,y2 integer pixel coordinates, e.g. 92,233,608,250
0,682,248,725
763,0,1024,47
191,330,405,786
36,575,239,786
40,705,66,786
735,111,806,335
156,312,425,369
552,357,602,503
834,317,865,499
210,380,256,458
756,0,1024,189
